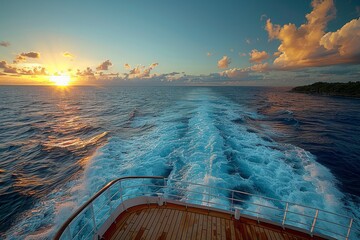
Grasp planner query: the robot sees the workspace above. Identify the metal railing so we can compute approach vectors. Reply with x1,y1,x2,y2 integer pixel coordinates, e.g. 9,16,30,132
54,176,354,240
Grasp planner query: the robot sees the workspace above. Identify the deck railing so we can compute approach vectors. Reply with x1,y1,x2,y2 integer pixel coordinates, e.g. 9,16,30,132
54,176,354,240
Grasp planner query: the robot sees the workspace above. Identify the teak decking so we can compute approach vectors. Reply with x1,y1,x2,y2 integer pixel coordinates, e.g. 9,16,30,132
103,203,326,240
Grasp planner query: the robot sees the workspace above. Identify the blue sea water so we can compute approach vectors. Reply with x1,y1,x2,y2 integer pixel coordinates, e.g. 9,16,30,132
0,86,359,239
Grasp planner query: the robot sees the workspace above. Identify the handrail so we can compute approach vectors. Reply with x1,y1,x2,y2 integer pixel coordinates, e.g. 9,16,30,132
53,176,165,240
54,176,354,240
167,178,352,219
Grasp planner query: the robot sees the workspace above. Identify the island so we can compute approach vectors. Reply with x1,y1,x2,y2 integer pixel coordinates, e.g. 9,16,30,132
291,82,360,98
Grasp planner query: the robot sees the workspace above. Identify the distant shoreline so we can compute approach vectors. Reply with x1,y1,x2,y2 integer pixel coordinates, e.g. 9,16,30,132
291,82,360,98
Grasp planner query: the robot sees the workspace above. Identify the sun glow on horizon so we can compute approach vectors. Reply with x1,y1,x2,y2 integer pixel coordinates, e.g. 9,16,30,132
50,75,71,86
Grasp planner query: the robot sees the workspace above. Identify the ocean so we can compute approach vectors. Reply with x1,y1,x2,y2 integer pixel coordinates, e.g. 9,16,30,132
0,86,359,239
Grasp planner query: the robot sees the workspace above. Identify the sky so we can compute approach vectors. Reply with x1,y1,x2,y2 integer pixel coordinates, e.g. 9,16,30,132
0,0,360,86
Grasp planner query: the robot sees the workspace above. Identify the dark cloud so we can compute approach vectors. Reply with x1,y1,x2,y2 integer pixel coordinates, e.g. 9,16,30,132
13,52,40,63
77,67,95,76
0,41,10,47
21,52,40,58
96,60,112,71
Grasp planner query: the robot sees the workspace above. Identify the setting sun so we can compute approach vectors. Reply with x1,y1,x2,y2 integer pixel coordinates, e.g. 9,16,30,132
50,75,71,86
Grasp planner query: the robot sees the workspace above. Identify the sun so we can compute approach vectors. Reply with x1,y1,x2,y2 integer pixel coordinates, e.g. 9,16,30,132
50,75,71,86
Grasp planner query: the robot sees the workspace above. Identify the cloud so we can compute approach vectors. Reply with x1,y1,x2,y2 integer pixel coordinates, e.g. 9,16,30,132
0,60,48,76
96,60,112,71
150,62,159,68
14,52,40,63
0,41,10,47
219,68,249,79
21,52,40,58
239,52,247,57
320,18,360,57
126,62,159,79
63,52,74,58
0,60,18,74
217,56,231,69
19,66,47,75
250,62,269,72
249,49,269,63
265,0,360,69
0,60,7,68
260,14,267,21
77,67,95,76
245,39,251,44
207,52,212,57
124,63,131,69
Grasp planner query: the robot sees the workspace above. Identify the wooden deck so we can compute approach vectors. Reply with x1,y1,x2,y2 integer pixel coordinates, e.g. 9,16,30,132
102,203,326,240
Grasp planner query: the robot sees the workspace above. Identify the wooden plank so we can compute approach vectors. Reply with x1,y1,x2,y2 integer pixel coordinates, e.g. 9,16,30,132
228,219,236,240
120,212,143,240
142,208,161,239
195,213,203,240
179,212,192,240
127,210,146,239
156,208,172,238
111,212,136,240
186,212,196,239
133,227,146,240
171,211,186,240
106,203,327,240
153,208,168,238
211,216,217,240
163,210,177,240
145,208,166,240
200,214,208,240
220,218,226,240
234,222,242,240
251,224,261,240
206,214,212,240
131,209,151,239
140,208,158,240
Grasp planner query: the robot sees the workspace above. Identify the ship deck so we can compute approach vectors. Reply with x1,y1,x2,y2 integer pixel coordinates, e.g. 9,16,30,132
103,203,325,240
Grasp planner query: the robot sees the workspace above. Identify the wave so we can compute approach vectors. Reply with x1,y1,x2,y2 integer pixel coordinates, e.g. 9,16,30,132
3,87,359,239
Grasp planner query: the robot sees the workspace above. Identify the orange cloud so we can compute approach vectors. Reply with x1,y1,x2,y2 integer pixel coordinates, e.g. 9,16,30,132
217,56,231,69
320,18,360,57
265,0,360,69
96,60,112,71
250,63,269,72
249,49,269,63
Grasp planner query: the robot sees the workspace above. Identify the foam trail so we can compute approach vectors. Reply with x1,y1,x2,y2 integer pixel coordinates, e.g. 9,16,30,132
4,87,358,239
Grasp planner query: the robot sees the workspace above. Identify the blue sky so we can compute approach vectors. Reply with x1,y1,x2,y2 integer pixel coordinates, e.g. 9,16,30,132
0,0,359,85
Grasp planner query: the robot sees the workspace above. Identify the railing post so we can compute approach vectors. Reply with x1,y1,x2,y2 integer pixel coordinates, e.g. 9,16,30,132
207,186,211,210
231,191,234,210
282,203,289,229
120,181,126,211
310,209,319,236
90,203,97,234
345,218,353,240
163,178,167,204
66,226,72,240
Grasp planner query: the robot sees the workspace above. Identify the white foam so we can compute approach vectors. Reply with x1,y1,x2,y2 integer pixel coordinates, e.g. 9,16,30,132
5,87,359,239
